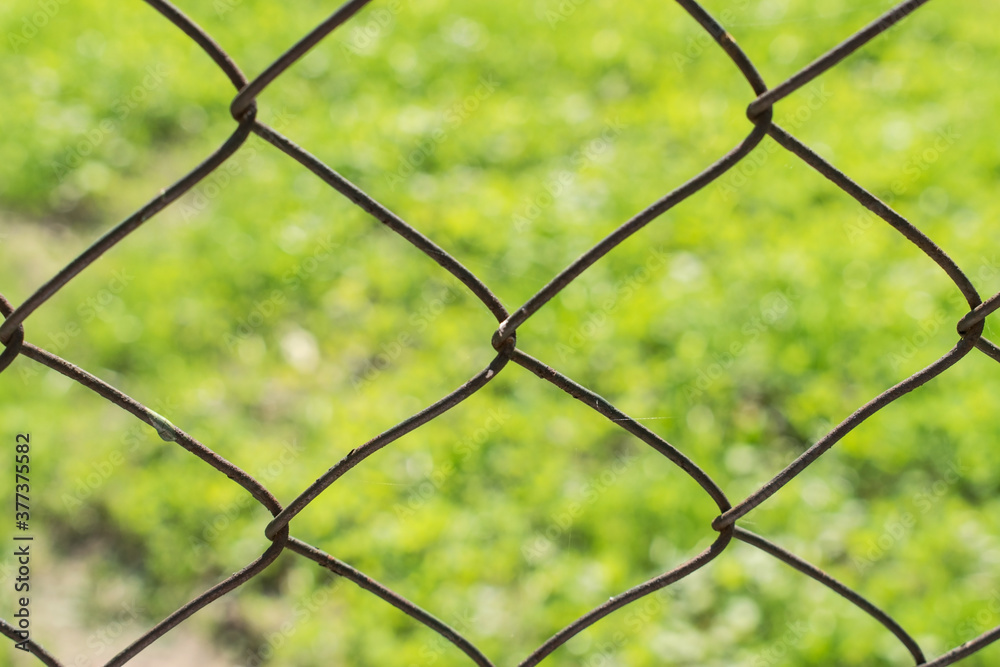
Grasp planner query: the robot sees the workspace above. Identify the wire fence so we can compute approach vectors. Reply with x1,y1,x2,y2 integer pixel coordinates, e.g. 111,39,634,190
2,0,999,664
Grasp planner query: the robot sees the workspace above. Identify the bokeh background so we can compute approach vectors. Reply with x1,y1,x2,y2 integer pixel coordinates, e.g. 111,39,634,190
3,0,1000,665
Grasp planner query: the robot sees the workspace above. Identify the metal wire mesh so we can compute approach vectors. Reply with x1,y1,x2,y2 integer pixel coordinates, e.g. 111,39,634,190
3,0,999,664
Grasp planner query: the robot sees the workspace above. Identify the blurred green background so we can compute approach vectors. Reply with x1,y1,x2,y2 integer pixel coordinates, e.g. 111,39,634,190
3,0,1000,665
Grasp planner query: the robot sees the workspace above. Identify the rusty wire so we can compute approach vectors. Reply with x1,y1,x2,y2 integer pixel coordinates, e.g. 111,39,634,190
1,0,997,665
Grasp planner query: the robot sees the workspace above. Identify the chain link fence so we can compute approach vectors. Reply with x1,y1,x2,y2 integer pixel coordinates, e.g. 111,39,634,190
2,0,999,664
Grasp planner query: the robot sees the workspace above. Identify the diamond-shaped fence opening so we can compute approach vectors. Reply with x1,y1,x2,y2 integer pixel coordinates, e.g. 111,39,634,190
3,0,1000,665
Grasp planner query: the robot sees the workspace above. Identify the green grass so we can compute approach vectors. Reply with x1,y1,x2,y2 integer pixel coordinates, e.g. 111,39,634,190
3,0,1000,665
